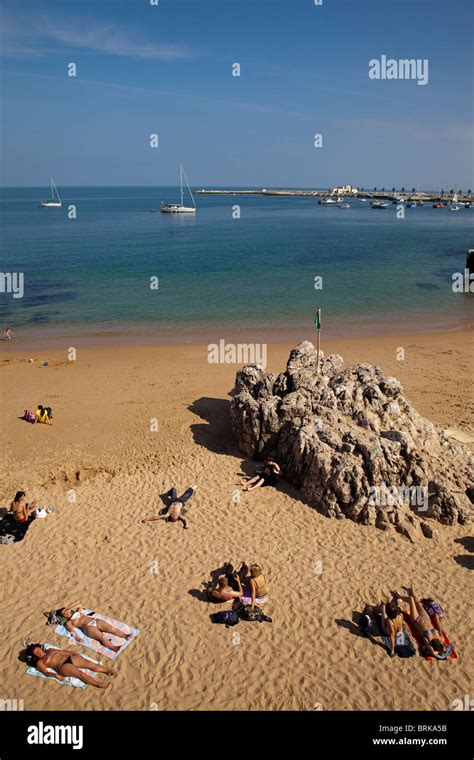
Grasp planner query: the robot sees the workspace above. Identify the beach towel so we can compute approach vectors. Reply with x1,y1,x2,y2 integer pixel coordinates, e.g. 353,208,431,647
54,610,139,660
25,644,99,688
382,629,416,658
0,514,34,544
403,612,458,661
240,591,269,606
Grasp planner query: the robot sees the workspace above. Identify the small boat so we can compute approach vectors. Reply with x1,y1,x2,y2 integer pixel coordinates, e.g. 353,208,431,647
407,202,417,208
161,163,197,213
338,202,350,208
318,197,336,205
39,177,62,208
371,200,389,208
448,193,460,212
432,203,444,208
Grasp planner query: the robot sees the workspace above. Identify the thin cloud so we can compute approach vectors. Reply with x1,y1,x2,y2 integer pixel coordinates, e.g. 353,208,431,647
0,10,198,60
6,69,307,118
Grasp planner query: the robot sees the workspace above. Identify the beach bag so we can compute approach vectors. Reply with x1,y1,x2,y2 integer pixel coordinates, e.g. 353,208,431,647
23,409,35,423
394,630,416,658
210,610,240,627
239,604,272,623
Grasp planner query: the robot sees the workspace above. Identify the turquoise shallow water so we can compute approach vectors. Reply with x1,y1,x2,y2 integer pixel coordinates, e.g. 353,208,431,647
0,187,472,343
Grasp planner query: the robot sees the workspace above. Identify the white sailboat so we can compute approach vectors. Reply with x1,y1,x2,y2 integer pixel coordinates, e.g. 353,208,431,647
449,192,460,212
161,164,196,213
39,177,62,208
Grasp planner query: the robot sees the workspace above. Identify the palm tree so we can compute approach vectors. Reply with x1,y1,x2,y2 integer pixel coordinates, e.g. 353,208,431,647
468,189,472,195
401,187,405,193
392,187,396,192
373,186,377,192
411,187,416,193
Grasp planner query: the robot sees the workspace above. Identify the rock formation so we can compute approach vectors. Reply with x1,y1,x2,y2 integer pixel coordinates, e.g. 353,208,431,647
230,341,473,541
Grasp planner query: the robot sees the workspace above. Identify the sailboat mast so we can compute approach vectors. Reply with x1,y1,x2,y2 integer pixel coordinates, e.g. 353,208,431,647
180,163,184,207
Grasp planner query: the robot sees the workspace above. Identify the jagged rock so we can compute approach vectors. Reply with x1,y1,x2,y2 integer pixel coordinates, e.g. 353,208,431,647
230,341,473,539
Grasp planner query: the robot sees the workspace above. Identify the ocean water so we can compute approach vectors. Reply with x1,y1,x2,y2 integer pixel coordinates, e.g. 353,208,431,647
0,187,472,344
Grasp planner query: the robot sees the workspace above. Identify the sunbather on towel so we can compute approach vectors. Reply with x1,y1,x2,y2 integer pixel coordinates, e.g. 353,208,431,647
24,643,115,689
56,606,132,653
421,598,446,636
141,485,197,529
402,584,451,659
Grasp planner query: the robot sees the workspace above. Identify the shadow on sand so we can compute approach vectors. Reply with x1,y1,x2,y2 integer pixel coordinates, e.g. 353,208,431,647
335,613,387,653
453,536,474,570
188,397,240,457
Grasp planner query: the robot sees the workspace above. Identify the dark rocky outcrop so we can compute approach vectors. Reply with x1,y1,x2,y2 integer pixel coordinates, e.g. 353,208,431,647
230,341,473,541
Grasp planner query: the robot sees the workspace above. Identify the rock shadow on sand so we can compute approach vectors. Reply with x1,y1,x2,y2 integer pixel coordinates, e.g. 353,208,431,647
454,536,474,569
188,397,239,456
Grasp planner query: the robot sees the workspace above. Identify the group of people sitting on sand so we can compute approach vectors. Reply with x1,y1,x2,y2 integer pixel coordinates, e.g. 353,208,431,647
22,404,53,425
361,584,452,660
210,562,269,610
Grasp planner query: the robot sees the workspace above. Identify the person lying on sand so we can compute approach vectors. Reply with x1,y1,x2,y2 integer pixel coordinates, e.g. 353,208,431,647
211,574,243,602
401,584,451,659
141,485,197,529
391,589,448,640
361,593,404,657
380,598,404,658
240,459,281,492
9,491,37,524
53,606,132,653
24,644,115,689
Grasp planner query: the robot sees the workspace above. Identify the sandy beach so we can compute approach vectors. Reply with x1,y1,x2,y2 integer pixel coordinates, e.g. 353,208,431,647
0,329,473,711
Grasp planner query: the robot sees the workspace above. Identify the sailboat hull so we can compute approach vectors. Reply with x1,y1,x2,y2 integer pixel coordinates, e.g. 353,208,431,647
160,204,196,214
39,201,62,208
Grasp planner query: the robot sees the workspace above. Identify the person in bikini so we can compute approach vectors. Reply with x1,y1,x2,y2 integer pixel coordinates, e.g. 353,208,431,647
9,491,37,523
248,563,269,609
24,644,115,689
141,485,197,529
56,606,132,653
396,584,451,659
240,459,281,493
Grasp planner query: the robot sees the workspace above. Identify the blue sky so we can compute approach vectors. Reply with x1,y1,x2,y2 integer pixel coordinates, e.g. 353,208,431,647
1,0,472,188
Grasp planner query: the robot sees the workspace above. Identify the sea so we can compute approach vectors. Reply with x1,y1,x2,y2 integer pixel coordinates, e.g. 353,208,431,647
0,187,472,346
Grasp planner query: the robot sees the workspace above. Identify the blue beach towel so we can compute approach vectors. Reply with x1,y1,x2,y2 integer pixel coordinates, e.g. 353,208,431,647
25,644,100,688
54,609,139,660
